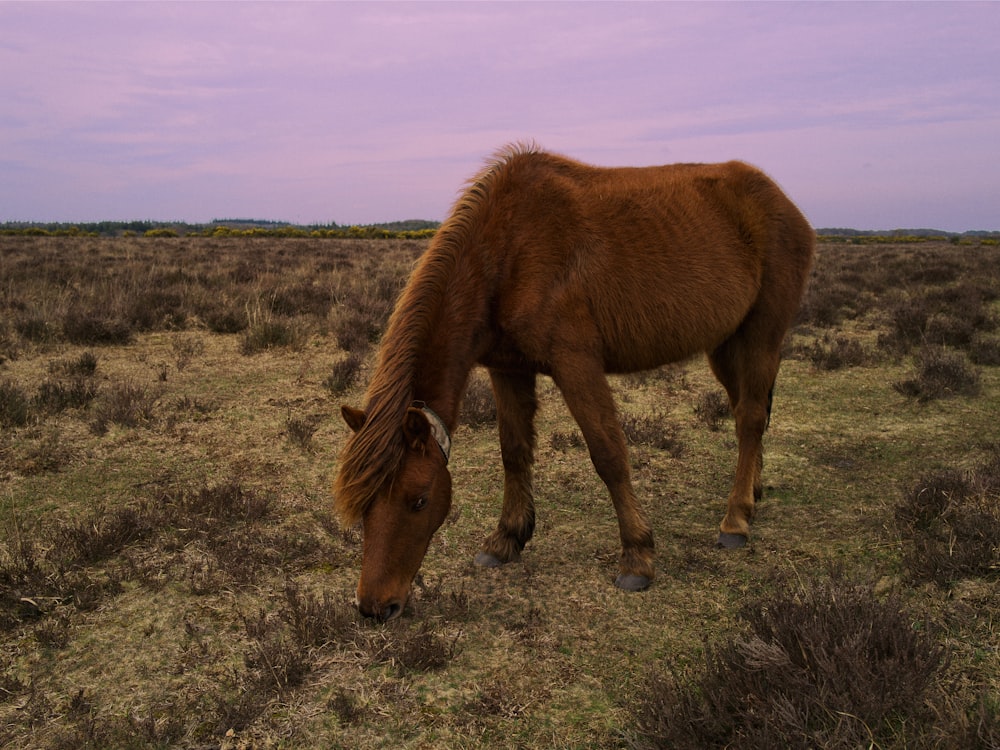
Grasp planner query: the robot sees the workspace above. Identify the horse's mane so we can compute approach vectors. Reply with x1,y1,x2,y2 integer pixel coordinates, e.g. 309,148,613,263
333,143,539,526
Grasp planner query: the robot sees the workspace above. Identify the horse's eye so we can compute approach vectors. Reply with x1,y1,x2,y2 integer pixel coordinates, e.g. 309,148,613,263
412,496,428,512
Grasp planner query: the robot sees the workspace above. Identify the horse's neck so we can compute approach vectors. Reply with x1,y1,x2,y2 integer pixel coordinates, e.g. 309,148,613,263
394,248,489,431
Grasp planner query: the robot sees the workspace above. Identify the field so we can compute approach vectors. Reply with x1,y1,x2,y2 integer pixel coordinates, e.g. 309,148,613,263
1,235,999,749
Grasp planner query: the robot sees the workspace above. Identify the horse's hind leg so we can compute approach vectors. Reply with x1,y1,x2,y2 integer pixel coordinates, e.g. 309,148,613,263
476,369,538,567
708,336,781,548
551,356,655,590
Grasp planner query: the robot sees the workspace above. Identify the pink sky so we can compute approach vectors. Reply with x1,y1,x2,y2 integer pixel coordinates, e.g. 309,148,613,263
1,1,998,230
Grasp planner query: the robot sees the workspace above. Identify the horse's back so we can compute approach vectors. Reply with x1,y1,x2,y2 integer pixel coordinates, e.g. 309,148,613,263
476,149,813,372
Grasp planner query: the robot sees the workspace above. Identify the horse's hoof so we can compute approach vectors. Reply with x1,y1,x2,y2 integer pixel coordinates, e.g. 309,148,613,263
716,532,748,549
615,574,651,591
474,552,504,568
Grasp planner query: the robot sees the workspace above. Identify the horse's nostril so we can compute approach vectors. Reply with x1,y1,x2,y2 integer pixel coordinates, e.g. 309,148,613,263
380,601,402,621
358,598,403,621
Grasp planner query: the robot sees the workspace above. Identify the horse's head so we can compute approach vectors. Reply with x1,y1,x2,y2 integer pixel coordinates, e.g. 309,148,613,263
339,404,452,621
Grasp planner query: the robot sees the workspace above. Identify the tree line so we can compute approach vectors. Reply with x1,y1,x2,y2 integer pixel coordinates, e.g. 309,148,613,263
0,219,440,239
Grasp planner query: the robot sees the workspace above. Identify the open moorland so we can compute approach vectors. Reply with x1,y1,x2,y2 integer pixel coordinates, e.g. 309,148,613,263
1,235,998,749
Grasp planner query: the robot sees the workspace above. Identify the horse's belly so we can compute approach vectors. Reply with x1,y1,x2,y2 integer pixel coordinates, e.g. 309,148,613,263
599,316,737,372
595,276,756,372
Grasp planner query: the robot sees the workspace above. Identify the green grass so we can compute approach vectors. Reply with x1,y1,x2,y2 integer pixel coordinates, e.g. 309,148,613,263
0,237,998,748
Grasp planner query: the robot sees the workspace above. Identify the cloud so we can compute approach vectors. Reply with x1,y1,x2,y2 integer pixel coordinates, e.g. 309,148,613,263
1,1,998,228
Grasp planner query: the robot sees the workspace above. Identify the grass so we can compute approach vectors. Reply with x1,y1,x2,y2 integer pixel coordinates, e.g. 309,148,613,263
0,236,998,748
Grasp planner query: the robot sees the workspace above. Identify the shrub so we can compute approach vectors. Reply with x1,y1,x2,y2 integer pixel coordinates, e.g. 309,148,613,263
17,427,74,475
803,334,872,370
694,390,730,430
215,609,312,732
882,294,929,354
63,310,133,346
383,622,458,675
324,353,363,396
550,430,585,451
893,346,980,401
50,351,99,377
0,323,19,364
33,377,99,414
52,505,157,568
460,372,496,427
620,411,683,456
126,288,186,331
280,582,357,649
928,282,997,333
241,299,307,355
241,608,311,692
796,281,855,328
34,615,71,649
202,306,246,334
15,315,57,344
969,334,1000,366
269,282,332,318
0,380,31,428
925,312,976,349
894,469,969,531
171,336,204,371
896,458,1000,584
241,315,307,354
334,311,380,353
0,534,50,630
165,480,272,527
285,414,320,452
90,380,157,434
634,575,945,749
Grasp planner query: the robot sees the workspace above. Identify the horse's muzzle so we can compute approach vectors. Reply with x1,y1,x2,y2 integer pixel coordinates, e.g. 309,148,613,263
357,594,405,622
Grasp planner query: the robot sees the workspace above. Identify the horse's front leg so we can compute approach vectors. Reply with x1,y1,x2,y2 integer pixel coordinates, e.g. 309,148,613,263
551,355,655,591
475,369,538,568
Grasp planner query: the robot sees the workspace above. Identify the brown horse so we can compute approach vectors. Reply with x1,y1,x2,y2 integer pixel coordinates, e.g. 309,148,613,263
335,144,814,620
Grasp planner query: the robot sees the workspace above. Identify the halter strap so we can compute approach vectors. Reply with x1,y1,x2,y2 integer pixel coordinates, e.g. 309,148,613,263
412,402,451,464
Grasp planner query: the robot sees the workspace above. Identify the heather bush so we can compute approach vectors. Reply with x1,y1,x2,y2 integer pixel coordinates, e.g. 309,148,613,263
285,414,320,452
635,575,945,749
896,455,1000,584
969,333,1000,366
693,389,730,430
50,351,98,377
894,346,980,401
334,311,380,353
881,293,929,354
620,410,684,456
20,427,74,476
796,280,856,328
33,377,99,414
550,430,585,451
15,314,58,344
324,353,363,396
63,308,133,346
460,371,496,427
241,303,309,354
802,334,873,370
0,380,32,428
269,282,332,318
90,380,157,434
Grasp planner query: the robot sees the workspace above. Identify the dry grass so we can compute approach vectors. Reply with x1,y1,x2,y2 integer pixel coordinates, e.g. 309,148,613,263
0,236,998,748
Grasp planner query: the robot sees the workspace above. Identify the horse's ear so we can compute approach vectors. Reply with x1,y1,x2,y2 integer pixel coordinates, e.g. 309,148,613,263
341,405,367,433
402,407,431,452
